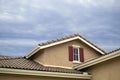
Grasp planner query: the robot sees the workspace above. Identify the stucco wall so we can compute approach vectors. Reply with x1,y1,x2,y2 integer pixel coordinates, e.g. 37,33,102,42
0,73,87,80
83,56,120,80
33,39,101,68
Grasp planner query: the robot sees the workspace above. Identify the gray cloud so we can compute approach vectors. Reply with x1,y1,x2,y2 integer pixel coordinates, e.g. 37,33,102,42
0,0,120,55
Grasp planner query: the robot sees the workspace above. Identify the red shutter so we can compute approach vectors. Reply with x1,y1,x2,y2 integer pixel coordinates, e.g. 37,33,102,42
68,46,73,61
79,48,84,62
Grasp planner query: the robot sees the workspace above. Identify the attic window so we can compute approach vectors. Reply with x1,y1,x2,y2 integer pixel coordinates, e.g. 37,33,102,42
68,46,84,62
73,47,79,61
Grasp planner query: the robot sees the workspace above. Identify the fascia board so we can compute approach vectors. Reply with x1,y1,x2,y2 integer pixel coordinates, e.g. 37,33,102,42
0,68,91,79
26,46,40,58
77,37,105,54
40,37,79,49
26,36,105,58
40,36,105,54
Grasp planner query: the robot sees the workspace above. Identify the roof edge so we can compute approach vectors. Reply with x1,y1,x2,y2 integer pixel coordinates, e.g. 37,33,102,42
0,68,91,79
26,46,40,58
73,48,120,70
25,34,105,58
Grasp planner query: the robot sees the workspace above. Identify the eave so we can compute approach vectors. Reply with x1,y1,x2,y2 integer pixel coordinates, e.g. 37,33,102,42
0,68,91,79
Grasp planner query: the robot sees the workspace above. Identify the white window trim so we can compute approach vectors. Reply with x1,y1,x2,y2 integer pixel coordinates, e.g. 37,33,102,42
72,45,81,63
73,60,81,63
72,45,80,48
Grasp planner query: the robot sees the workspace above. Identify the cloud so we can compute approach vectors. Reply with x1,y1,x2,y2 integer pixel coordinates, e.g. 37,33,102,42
69,0,120,9
0,12,26,22
0,0,120,56
96,41,120,52
0,39,39,46
0,38,46,56
0,45,34,56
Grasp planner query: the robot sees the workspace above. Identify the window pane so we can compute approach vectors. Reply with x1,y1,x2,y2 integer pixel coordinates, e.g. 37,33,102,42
73,48,79,61
74,55,78,61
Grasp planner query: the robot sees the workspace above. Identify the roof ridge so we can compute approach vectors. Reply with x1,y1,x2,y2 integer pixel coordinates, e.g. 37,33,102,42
78,35,106,53
0,56,23,60
39,33,80,46
107,48,120,54
38,33,105,53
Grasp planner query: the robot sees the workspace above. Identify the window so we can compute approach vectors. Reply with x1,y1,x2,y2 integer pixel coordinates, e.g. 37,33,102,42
68,46,84,62
73,47,79,61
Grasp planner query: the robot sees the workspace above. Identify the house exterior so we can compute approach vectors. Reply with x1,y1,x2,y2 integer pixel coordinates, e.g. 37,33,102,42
0,34,120,80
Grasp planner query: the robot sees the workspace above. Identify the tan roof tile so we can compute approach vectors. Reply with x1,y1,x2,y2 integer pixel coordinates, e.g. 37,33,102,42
0,56,82,74
108,48,120,54
39,34,79,46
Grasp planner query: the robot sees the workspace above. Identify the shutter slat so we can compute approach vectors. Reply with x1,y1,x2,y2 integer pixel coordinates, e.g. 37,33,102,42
68,46,73,61
79,48,84,62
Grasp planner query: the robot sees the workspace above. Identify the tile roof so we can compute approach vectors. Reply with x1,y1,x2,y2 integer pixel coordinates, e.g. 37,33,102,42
38,33,105,53
107,48,120,54
0,56,82,74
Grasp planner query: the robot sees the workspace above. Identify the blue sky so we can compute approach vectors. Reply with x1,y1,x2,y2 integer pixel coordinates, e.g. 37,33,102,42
0,0,120,56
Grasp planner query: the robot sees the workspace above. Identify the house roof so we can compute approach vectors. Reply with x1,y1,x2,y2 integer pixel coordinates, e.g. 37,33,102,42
0,56,82,74
74,48,120,70
26,34,105,58
108,48,120,54
0,56,92,79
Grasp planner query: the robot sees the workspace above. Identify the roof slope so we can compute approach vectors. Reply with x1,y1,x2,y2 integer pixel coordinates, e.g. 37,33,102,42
26,34,105,58
39,34,104,52
0,56,82,74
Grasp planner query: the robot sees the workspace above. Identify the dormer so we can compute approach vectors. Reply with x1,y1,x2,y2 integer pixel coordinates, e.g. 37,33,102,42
26,34,105,68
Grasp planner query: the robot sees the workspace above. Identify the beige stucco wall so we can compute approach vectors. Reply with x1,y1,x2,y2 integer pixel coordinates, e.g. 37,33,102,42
33,39,101,68
83,56,120,80
0,73,87,80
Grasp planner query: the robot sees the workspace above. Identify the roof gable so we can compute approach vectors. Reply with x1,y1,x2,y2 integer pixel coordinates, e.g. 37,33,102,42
26,34,105,58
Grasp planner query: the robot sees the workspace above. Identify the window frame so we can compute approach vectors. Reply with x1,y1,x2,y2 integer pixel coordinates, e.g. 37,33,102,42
72,45,80,62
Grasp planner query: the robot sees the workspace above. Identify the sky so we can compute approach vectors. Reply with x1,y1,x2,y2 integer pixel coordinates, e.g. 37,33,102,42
0,0,120,56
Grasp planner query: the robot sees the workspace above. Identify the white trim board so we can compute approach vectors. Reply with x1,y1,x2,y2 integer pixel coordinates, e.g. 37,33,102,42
26,36,105,58
0,68,91,79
